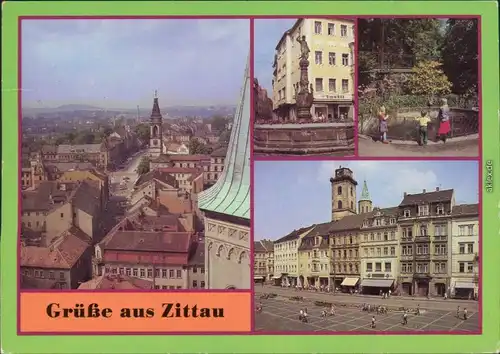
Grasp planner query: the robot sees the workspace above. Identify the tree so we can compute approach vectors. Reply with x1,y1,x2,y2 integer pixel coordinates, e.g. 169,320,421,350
188,139,209,155
210,115,228,132
441,19,478,95
219,130,231,144
136,156,150,175
134,123,150,144
74,132,96,144
406,60,452,98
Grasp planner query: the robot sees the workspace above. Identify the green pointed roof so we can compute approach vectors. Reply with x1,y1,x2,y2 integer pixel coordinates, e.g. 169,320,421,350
197,58,250,219
360,180,371,201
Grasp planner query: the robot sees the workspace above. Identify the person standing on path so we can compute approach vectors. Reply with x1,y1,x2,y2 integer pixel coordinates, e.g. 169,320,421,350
378,106,390,144
463,308,468,320
416,110,431,146
402,311,408,325
456,306,461,318
437,98,451,143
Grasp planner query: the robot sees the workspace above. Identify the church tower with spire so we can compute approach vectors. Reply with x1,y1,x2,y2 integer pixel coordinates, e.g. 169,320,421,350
358,180,373,214
149,90,163,157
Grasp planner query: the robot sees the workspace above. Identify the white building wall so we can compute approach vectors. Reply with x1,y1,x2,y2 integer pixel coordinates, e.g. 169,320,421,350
204,217,250,289
450,217,479,296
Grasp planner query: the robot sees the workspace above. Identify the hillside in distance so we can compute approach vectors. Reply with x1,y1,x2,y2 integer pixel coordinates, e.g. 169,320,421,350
23,104,236,119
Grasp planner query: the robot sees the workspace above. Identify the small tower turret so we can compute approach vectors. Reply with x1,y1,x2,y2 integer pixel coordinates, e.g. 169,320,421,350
358,180,373,214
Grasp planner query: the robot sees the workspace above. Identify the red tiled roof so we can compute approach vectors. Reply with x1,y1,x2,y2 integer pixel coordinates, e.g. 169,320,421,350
452,203,479,217
102,231,192,253
20,227,91,269
400,189,454,206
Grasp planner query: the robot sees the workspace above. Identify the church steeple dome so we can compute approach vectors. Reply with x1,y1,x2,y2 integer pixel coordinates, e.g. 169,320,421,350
148,90,163,157
358,179,373,214
360,180,370,201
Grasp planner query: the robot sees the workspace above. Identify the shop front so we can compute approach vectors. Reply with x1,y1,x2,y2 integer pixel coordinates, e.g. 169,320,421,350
360,278,395,295
340,277,359,293
453,281,476,299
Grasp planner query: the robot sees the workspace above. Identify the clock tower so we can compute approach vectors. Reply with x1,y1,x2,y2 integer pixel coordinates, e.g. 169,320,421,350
330,166,358,221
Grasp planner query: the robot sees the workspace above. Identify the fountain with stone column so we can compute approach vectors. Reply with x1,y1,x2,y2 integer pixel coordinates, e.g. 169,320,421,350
295,36,314,122
253,35,354,156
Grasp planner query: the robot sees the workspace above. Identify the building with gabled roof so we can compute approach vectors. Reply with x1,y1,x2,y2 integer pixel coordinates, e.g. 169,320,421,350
198,58,251,289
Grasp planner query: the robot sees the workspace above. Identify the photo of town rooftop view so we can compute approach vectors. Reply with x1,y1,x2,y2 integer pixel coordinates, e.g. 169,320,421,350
19,18,251,291
254,160,480,333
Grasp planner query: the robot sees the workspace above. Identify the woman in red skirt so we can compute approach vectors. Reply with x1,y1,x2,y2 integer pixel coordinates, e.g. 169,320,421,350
437,98,451,142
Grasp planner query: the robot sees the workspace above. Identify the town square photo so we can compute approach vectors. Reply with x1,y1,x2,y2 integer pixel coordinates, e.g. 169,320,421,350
254,160,480,333
357,18,479,157
253,18,356,156
19,18,251,291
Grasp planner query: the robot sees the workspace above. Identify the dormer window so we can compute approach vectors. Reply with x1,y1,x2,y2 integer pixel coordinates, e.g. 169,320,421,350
389,218,396,225
404,209,411,217
375,219,381,226
437,204,445,215
418,205,429,216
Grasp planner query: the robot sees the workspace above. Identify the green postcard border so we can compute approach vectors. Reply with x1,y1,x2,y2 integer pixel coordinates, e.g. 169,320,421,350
2,1,499,353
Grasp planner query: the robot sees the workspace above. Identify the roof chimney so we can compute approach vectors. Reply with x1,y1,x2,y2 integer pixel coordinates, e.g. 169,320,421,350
436,187,440,191
423,189,426,193
404,192,407,197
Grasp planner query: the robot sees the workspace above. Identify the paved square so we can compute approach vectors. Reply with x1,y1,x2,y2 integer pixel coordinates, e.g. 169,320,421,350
254,294,479,333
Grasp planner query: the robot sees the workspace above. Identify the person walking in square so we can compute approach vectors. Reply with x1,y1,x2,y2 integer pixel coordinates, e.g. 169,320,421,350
456,306,461,318
437,98,451,143
416,110,431,146
463,308,468,320
402,310,408,325
371,316,376,328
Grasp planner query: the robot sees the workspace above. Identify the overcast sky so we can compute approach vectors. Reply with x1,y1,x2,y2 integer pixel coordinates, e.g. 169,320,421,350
21,19,249,108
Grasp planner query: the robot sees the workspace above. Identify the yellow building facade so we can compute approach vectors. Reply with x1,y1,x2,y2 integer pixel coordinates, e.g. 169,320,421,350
273,226,315,286
297,223,332,288
272,18,355,121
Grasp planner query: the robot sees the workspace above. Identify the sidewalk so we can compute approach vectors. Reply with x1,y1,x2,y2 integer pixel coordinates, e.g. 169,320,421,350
256,286,478,311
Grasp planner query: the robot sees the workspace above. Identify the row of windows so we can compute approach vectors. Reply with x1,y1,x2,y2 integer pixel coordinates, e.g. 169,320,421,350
402,205,446,217
153,280,206,290
106,266,204,279
401,244,447,255
313,21,350,37
362,231,396,242
314,52,351,66
365,262,392,273
276,78,351,101
363,246,396,257
22,268,65,281
400,262,449,274
22,221,46,228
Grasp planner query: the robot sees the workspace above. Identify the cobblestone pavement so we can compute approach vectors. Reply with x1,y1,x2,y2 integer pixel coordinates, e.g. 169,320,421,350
359,137,478,157
254,288,479,333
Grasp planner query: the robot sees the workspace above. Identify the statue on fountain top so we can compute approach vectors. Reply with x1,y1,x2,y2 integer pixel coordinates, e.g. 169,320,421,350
297,35,310,60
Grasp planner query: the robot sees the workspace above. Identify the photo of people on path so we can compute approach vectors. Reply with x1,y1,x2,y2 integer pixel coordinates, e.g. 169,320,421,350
357,18,479,157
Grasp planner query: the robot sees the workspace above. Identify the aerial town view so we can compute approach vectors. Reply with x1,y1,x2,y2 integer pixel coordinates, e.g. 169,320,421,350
254,161,480,332
357,18,479,157
19,18,251,290
253,18,355,156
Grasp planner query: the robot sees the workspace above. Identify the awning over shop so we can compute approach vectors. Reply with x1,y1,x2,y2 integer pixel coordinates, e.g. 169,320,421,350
253,276,265,280
272,275,282,279
341,277,359,287
361,279,394,288
455,282,475,289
